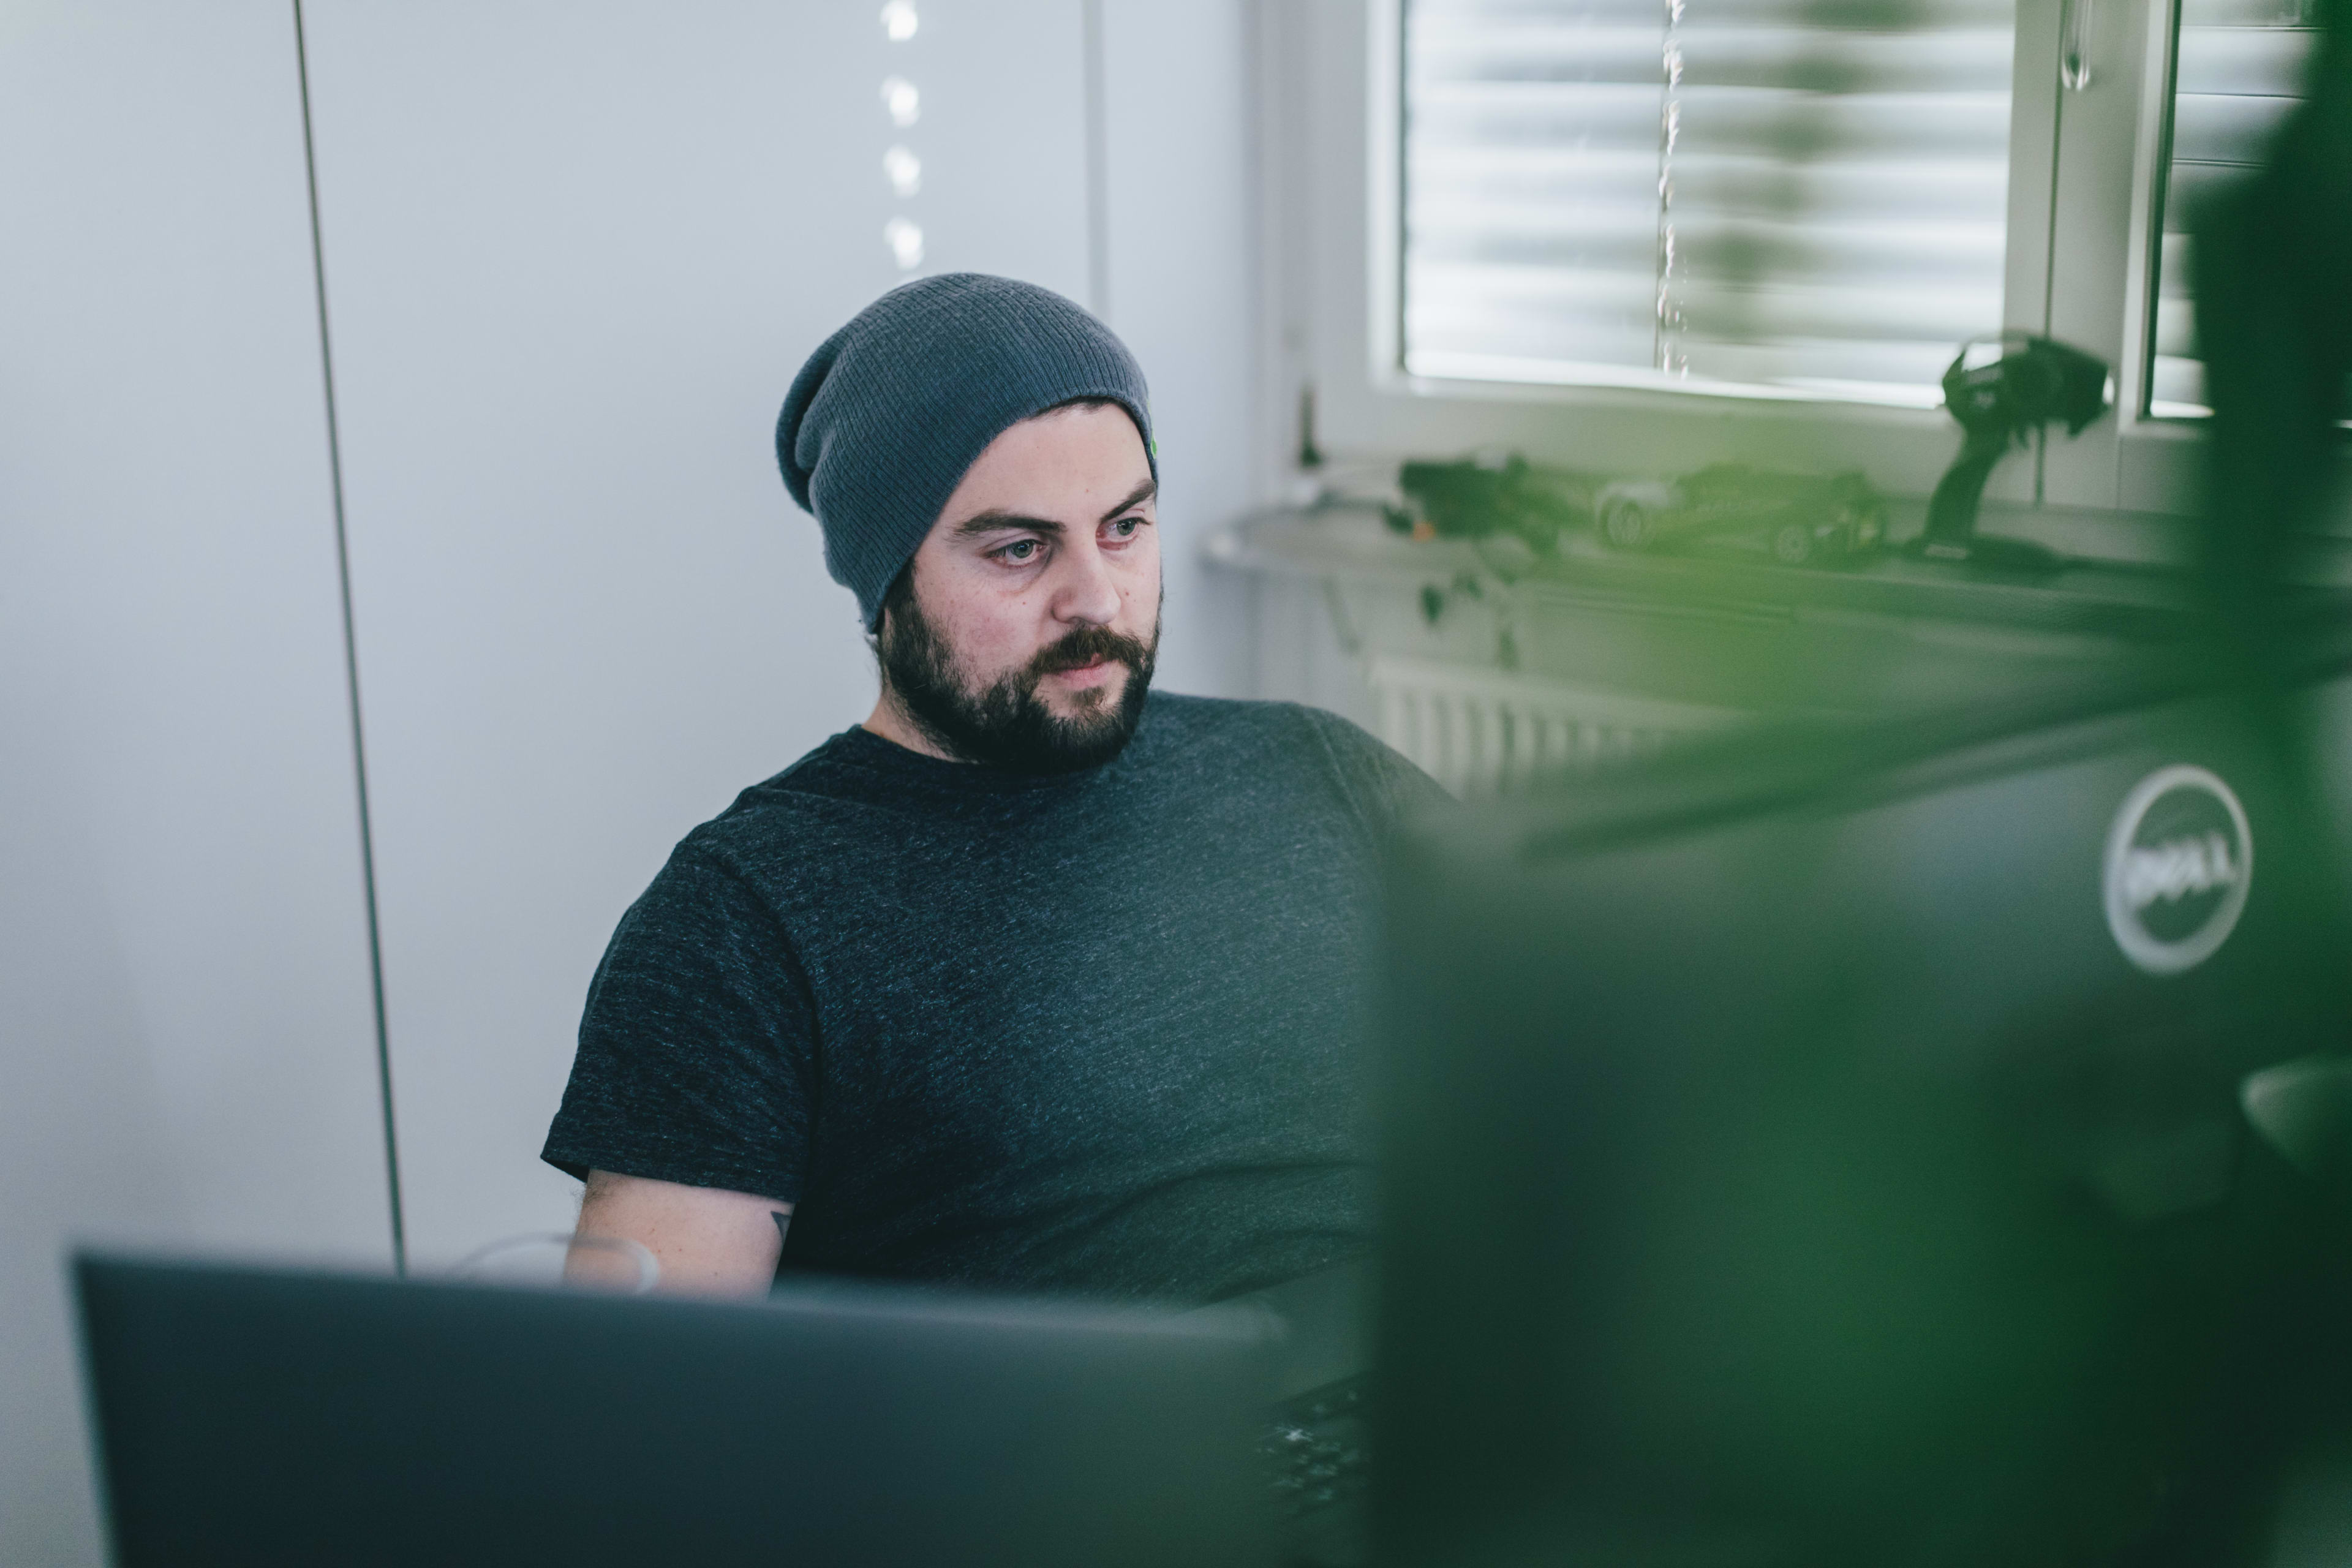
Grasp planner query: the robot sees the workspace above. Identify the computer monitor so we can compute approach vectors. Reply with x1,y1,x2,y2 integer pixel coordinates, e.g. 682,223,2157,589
75,1254,1278,1568
1373,654,2352,1568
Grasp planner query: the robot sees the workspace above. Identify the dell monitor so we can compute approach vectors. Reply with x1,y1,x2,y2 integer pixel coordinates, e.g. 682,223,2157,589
1374,654,2352,1568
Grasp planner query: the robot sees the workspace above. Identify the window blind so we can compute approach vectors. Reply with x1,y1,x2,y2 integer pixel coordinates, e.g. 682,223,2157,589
2147,0,2318,418
1401,0,2015,408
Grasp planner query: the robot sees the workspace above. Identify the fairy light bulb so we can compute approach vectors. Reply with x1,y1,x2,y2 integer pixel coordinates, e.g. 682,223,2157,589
884,217,925,271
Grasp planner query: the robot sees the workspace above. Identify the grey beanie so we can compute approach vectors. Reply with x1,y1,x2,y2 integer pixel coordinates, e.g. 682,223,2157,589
777,273,1156,630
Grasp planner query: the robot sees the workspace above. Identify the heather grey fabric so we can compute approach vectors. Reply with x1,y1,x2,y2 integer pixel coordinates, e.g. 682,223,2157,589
777,273,1156,630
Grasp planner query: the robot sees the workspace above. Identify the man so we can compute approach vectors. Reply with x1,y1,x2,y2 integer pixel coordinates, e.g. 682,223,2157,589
542,274,1440,1302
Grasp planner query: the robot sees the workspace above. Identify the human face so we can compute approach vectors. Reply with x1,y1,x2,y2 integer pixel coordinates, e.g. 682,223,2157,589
870,401,1161,771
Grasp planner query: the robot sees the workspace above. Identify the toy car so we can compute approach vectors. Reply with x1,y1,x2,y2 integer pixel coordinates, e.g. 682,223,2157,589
1593,464,1887,567
1393,454,1597,552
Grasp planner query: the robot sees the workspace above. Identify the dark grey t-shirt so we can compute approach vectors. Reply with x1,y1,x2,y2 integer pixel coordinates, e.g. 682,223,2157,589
541,693,1441,1304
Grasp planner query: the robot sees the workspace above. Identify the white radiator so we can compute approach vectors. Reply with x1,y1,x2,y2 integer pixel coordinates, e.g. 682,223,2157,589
1365,655,1744,798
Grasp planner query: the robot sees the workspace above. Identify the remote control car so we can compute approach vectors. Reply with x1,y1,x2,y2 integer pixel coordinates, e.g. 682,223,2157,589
1593,463,1887,567
1393,453,1596,552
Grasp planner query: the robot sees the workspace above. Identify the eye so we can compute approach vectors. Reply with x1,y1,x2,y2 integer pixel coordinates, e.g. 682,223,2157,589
1104,516,1143,542
993,538,1043,564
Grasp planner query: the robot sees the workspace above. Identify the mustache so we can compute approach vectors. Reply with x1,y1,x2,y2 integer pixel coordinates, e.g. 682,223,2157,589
1027,624,1153,679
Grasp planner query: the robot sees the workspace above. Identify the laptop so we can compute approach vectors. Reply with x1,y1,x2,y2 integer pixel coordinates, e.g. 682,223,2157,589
74,1252,1279,1568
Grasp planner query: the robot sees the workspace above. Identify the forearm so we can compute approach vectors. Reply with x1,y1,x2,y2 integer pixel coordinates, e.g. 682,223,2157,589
570,1169,792,1297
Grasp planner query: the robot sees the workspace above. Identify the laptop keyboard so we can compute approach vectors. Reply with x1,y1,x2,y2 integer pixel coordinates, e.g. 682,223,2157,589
1263,1375,1370,1566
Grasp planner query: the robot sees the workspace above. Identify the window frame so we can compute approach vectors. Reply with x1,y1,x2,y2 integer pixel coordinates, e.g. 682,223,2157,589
2044,0,2207,515
1261,0,2221,545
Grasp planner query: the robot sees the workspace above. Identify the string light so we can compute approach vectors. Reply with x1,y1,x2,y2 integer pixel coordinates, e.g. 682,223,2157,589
878,9,922,273
884,217,925,271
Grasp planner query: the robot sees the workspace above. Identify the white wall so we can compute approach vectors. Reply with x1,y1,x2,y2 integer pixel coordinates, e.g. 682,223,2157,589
0,5,396,1563
1099,0,1265,700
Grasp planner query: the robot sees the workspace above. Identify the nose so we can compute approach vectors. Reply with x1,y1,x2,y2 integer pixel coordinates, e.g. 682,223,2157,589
1050,533,1122,627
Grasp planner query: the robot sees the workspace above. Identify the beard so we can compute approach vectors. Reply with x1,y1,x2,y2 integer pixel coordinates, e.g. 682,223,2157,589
875,579,1158,775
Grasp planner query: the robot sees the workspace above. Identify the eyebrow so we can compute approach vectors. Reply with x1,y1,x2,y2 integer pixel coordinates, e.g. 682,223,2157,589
950,478,1158,540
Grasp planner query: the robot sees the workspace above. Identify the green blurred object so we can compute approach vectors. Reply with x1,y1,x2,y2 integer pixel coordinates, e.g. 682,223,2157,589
2193,0,2352,666
2196,0,2352,1214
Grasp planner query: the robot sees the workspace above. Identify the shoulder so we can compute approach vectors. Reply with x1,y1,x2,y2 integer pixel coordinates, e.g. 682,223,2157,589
1137,691,1398,769
680,730,891,845
1126,693,1325,784
1136,691,1354,756
1132,693,1444,821
622,731,894,913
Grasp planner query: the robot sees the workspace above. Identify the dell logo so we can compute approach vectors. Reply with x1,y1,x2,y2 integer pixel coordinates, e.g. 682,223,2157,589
2103,765,2253,976
2118,833,2241,914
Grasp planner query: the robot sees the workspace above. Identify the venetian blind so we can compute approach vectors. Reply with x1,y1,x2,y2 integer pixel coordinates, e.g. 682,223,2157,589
1401,0,2016,408
2147,0,2320,417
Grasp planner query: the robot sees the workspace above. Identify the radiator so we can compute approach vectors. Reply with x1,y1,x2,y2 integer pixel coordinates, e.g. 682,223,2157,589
1365,655,1744,798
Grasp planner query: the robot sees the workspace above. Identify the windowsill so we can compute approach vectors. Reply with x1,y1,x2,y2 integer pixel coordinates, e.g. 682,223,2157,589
1208,499,2352,644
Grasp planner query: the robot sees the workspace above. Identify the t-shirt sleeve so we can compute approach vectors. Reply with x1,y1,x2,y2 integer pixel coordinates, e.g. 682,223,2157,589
540,843,813,1203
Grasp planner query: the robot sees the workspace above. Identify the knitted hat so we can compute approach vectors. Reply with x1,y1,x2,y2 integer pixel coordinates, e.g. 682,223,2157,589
777,274,1155,630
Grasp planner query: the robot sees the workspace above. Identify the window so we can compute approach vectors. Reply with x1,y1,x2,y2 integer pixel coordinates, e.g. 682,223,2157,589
1401,0,2016,409
1265,0,2325,530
